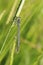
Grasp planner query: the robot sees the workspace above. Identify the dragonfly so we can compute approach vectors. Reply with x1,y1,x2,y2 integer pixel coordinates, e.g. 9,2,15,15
15,0,25,52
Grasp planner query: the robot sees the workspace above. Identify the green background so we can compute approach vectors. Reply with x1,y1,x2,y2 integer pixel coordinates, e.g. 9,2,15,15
0,0,43,65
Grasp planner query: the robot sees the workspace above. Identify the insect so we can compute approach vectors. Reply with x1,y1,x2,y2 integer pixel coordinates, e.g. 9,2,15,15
15,0,25,52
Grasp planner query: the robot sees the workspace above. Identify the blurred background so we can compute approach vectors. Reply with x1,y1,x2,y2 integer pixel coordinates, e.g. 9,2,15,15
0,0,43,65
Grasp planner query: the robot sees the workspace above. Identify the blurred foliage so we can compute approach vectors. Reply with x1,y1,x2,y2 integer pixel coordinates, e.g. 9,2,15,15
0,0,43,65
